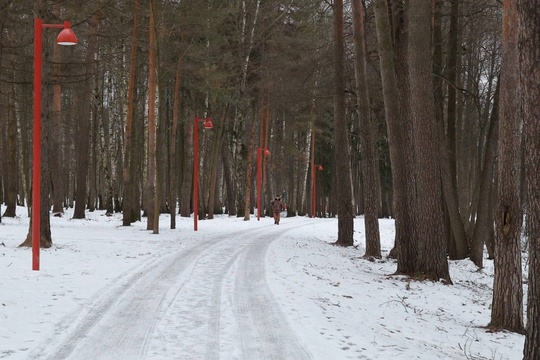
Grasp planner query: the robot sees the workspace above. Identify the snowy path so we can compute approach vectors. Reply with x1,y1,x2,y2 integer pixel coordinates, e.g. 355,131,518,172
30,220,312,360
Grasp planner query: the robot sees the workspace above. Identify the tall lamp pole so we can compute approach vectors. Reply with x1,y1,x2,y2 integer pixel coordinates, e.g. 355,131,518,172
193,116,213,231
33,19,77,271
256,147,270,220
311,164,323,218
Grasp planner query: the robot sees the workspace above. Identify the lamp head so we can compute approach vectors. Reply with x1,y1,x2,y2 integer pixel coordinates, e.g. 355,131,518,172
263,149,271,156
56,21,77,46
203,118,213,129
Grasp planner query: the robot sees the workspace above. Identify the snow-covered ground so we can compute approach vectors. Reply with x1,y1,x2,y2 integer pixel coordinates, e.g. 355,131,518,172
0,205,525,359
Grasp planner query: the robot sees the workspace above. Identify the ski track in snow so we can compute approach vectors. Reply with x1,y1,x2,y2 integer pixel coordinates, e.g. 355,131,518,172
28,219,313,360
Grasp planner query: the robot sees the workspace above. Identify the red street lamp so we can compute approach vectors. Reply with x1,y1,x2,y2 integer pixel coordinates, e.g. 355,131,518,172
311,164,323,218
32,19,77,271
256,147,271,220
193,116,213,231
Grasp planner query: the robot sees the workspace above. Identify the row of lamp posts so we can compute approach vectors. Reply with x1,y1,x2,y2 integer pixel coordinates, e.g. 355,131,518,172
30,19,324,269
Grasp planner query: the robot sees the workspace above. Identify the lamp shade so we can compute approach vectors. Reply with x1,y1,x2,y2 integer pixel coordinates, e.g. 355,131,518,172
57,22,77,45
203,118,213,129
263,149,271,156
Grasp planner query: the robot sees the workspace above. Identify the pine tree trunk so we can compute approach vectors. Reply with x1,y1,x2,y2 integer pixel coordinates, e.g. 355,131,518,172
221,139,235,216
208,107,227,220
489,0,524,334
332,0,354,247
470,80,499,267
407,0,451,283
521,0,540,356
384,0,417,272
351,0,380,257
122,0,140,226
73,12,99,219
4,58,17,217
50,33,63,215
169,62,181,228
243,114,256,220
147,0,157,233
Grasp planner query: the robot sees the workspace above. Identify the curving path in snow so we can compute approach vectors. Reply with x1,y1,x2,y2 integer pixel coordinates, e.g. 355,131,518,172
30,221,312,360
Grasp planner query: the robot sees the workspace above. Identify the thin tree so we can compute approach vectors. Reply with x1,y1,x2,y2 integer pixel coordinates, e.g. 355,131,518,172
122,0,140,226
443,0,469,260
332,0,354,247
169,61,181,228
489,0,524,333
373,0,412,262
351,0,380,257
148,0,157,233
470,80,500,268
520,0,540,356
50,26,63,215
73,11,99,219
3,54,17,217
180,120,193,218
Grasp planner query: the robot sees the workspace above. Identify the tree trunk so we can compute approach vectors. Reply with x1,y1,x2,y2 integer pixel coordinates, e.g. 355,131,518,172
3,57,17,217
73,12,99,219
169,61,181,228
520,0,540,356
208,106,227,220
221,139,235,216
387,0,418,273
179,118,193,217
243,112,256,220
351,0,380,257
122,0,140,226
50,31,63,215
332,0,354,247
147,0,157,233
490,0,524,334
407,0,451,283
470,80,499,267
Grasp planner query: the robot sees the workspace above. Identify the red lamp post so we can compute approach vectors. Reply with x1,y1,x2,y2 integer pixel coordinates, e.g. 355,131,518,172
193,116,213,231
311,164,323,218
32,19,77,271
256,147,271,220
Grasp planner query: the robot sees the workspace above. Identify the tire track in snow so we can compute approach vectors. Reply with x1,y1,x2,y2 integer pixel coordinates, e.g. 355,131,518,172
233,223,313,360
30,227,258,360
29,219,313,359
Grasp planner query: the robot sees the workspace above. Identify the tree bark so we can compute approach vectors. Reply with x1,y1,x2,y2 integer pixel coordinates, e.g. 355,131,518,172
520,0,540,356
208,106,227,220
407,0,451,283
73,12,99,219
3,56,17,217
388,0,418,273
351,0,380,257
243,112,256,220
122,0,140,226
470,79,499,267
489,0,524,334
332,0,354,247
50,26,63,215
169,61,181,228
180,120,193,218
147,0,157,232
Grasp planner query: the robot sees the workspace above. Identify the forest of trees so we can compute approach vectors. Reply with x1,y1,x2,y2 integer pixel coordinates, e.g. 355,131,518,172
0,0,539,357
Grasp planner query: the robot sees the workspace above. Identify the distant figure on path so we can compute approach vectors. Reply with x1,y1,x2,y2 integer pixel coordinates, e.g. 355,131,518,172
270,195,283,225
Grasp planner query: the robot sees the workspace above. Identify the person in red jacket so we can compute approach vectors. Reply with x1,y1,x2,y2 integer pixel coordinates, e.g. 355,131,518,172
270,195,284,225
